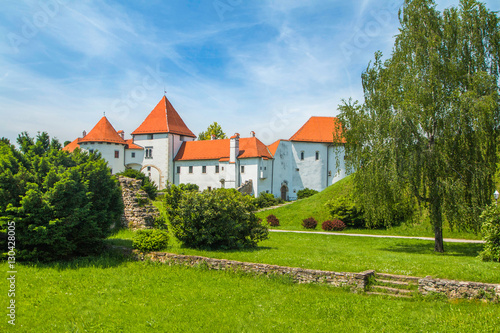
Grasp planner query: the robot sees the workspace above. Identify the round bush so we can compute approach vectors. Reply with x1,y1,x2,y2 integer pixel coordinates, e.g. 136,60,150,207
302,217,317,229
133,229,169,252
266,214,280,227
322,219,346,231
479,205,500,262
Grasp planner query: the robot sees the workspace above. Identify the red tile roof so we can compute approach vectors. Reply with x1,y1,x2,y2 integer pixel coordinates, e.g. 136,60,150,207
289,116,345,143
79,117,127,145
62,138,82,152
131,96,196,137
125,139,143,150
267,140,282,156
174,137,273,161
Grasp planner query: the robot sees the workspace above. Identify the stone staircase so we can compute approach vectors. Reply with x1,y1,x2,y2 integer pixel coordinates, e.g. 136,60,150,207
366,273,419,298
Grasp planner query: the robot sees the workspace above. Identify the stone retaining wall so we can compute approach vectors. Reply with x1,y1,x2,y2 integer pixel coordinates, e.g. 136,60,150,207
118,176,160,229
134,250,372,292
419,276,500,302
123,248,500,302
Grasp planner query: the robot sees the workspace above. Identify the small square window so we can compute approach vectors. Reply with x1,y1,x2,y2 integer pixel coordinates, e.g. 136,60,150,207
114,150,119,158
177,166,181,174
189,166,193,174
131,152,136,158
241,165,245,173
215,165,219,173
147,166,151,171
202,166,207,173
207,186,212,191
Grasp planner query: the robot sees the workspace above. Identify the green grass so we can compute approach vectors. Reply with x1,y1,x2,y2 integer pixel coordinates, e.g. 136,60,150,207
3,253,499,332
255,175,482,240
110,229,500,283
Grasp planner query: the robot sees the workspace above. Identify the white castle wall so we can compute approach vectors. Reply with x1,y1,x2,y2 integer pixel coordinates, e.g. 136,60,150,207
79,142,125,174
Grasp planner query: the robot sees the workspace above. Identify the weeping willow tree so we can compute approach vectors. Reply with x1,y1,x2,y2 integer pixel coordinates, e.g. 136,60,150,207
335,0,500,252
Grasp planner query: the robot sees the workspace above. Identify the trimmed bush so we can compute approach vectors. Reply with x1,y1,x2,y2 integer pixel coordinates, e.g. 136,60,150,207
302,217,317,229
133,229,169,252
479,204,500,262
253,192,284,209
322,219,346,231
165,186,268,250
297,188,318,199
266,214,280,227
325,195,365,228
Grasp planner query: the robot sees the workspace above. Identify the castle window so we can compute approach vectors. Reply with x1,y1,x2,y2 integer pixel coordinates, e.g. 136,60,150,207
147,134,153,140
147,166,151,171
131,152,136,158
89,149,94,154
215,165,219,173
145,147,153,159
189,166,193,174
207,186,212,191
241,165,245,173
300,151,304,160
202,166,207,173
114,150,119,158
315,151,319,160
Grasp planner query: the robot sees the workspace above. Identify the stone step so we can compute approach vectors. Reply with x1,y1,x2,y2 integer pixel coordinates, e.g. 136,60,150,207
375,273,420,283
371,285,413,295
365,291,413,299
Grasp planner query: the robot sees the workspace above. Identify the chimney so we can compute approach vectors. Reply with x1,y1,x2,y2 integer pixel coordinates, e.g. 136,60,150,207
230,133,240,163
118,130,125,139
82,130,87,137
250,131,255,137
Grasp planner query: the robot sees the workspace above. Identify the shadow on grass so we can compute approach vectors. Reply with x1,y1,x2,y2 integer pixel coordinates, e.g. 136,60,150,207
21,247,132,271
381,242,483,257
105,238,133,248
177,245,275,254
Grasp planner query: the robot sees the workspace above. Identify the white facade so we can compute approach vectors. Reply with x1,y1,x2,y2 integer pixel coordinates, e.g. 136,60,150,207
78,141,126,174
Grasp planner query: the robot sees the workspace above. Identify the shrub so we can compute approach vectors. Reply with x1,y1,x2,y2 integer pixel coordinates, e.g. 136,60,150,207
302,217,317,229
166,186,268,250
297,188,319,199
0,133,123,262
479,204,500,262
179,183,199,192
266,214,280,227
117,168,158,200
133,229,169,252
253,192,283,209
322,219,346,231
325,195,365,228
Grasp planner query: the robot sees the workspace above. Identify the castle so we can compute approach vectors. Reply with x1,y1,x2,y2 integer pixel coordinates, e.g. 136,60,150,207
63,96,347,200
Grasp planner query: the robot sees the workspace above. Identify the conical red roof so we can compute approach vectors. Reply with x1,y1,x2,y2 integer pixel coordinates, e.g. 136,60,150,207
131,96,196,137
79,116,127,144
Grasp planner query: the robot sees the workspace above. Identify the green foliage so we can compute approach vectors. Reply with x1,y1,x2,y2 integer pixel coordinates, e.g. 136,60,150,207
336,0,500,251
479,205,500,262
302,217,317,229
266,214,280,227
297,188,318,199
325,194,365,228
253,192,283,209
132,229,169,252
178,183,199,192
117,168,158,200
0,132,123,261
197,122,227,141
322,220,346,231
165,185,268,250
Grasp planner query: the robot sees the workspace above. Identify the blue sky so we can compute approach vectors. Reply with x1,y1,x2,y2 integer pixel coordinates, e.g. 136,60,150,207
1,0,499,145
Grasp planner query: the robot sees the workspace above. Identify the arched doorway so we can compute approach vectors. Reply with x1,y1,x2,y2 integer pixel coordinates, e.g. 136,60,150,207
280,183,288,201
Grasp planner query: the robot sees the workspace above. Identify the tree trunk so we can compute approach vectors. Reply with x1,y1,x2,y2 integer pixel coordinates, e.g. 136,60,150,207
430,182,444,253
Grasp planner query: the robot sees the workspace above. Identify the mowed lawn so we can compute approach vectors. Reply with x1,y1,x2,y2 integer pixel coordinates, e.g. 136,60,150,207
3,254,499,332
109,229,500,283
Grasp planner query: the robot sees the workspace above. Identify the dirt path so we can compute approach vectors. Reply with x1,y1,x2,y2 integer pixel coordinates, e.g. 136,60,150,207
269,229,485,243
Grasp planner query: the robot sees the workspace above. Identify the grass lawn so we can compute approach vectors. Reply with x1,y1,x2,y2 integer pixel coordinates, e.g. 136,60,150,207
107,229,500,283
3,253,499,332
254,176,482,240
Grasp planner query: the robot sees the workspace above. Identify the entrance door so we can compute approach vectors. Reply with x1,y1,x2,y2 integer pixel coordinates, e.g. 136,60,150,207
281,185,287,201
